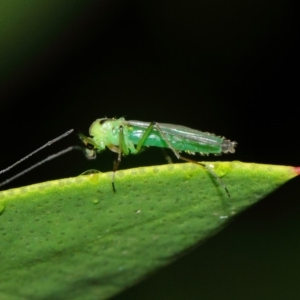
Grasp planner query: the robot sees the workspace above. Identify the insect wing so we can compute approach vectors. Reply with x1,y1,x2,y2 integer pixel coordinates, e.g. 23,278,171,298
126,120,222,146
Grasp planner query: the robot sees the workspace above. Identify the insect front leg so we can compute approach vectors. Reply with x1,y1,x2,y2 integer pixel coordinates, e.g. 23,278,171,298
111,125,129,192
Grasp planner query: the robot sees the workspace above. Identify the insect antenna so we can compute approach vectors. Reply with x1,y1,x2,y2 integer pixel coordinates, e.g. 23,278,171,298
0,129,84,188
0,146,84,188
0,129,75,176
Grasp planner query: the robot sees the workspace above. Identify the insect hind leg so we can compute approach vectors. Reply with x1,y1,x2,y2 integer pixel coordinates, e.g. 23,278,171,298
180,156,230,197
153,122,230,197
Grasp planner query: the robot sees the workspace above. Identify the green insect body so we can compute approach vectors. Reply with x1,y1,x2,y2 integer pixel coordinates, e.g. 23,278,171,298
0,117,237,196
77,117,237,196
83,117,236,158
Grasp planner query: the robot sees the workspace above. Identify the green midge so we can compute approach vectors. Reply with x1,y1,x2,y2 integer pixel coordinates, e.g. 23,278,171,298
79,118,236,158
0,117,237,196
78,117,237,196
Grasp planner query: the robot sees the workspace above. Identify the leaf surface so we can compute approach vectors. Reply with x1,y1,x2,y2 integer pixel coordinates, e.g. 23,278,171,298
0,162,298,300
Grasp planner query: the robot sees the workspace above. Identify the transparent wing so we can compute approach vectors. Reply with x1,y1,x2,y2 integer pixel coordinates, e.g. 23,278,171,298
125,120,220,143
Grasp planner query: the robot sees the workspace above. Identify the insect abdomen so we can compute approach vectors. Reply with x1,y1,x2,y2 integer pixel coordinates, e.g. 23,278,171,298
128,130,225,154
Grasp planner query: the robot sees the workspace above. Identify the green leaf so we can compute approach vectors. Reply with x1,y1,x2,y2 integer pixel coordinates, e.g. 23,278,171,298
0,162,298,300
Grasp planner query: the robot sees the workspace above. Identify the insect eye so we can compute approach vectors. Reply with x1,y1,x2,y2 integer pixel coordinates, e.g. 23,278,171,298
99,119,108,125
86,143,95,150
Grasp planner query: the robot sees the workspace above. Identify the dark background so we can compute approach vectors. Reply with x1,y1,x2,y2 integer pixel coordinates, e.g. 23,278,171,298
0,1,299,299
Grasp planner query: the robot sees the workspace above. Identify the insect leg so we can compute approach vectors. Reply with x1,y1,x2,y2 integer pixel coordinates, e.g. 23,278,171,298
112,125,129,192
160,148,173,164
134,122,155,154
153,122,230,197
132,122,172,163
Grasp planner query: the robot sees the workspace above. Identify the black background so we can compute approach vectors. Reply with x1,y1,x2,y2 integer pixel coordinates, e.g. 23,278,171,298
0,1,299,299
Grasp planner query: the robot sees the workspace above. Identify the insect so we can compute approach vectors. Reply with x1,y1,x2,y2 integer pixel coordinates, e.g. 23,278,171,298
0,117,237,196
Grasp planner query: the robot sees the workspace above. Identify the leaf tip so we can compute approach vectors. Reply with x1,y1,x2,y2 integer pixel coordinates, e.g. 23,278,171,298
294,167,300,176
